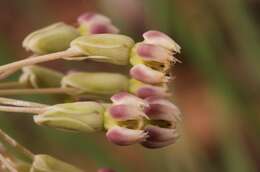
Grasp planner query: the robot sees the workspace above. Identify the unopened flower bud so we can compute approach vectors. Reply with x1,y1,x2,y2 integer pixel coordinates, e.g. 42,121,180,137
141,97,181,148
34,102,105,132
104,92,149,146
129,79,169,98
19,65,63,88
143,30,181,53
111,92,149,109
31,154,83,172
130,43,176,71
145,97,181,122
106,126,147,146
61,72,129,97
142,125,179,149
23,22,79,54
130,64,168,84
78,12,119,35
69,34,135,65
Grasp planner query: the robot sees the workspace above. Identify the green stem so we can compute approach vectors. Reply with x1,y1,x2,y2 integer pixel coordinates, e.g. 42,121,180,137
0,49,81,73
0,88,77,96
0,97,48,108
0,129,34,161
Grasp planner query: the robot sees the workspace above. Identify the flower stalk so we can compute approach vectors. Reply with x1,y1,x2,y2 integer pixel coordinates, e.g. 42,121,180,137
0,129,34,161
0,87,78,96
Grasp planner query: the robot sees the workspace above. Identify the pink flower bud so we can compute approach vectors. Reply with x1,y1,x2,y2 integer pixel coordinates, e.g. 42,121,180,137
135,86,169,99
106,126,147,146
143,30,181,52
142,125,179,148
145,97,181,123
98,168,116,172
130,64,167,84
109,104,148,120
111,92,149,110
135,43,174,63
129,79,170,98
78,12,110,24
78,12,119,35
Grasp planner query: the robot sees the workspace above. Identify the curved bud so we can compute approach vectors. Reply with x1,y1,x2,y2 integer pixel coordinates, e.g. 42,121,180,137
70,34,135,65
129,79,169,98
61,72,129,97
131,43,173,64
19,65,63,88
23,22,79,54
145,97,181,123
144,125,179,142
31,154,83,172
143,30,181,53
109,104,148,120
34,102,105,132
130,64,166,84
111,92,149,109
98,168,116,172
106,126,147,146
78,12,119,35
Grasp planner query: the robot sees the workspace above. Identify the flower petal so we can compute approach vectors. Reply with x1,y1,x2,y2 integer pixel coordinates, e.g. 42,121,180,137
136,43,173,63
78,12,111,25
109,104,148,120
78,12,119,34
111,92,149,109
106,126,147,146
143,30,181,53
130,64,166,84
145,125,179,142
89,23,119,34
135,85,170,99
145,97,181,122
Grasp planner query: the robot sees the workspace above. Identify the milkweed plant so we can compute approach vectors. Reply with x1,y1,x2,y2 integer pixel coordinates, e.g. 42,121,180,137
0,12,182,172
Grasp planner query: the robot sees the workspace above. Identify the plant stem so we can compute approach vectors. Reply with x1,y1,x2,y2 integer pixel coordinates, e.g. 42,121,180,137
0,82,27,89
0,88,78,96
0,97,48,108
0,55,36,81
0,49,81,73
0,106,46,114
0,153,18,172
0,69,20,81
0,129,34,161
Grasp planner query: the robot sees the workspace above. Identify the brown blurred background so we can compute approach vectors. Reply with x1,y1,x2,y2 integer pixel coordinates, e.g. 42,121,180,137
0,0,260,172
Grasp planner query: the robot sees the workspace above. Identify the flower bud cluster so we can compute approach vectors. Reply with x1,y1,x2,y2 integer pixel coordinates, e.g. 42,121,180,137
0,11,182,163
124,31,182,148
104,92,180,148
129,30,180,98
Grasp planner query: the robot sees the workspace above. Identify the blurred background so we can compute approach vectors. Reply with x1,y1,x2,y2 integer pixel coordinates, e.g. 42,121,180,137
0,0,260,171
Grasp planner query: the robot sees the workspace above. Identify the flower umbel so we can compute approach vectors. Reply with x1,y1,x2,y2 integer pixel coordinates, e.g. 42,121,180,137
104,92,180,148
